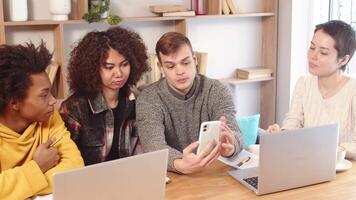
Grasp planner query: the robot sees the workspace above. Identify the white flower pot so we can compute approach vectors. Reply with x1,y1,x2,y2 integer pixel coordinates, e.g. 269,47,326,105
9,0,28,21
49,0,71,21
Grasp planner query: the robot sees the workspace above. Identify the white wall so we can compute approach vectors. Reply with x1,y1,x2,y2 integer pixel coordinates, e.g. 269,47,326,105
187,0,264,116
187,17,263,116
276,0,313,124
4,0,268,117
276,0,292,124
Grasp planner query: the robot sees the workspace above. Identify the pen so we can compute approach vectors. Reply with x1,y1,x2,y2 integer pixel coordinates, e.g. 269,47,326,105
50,136,64,147
165,177,171,184
237,156,251,167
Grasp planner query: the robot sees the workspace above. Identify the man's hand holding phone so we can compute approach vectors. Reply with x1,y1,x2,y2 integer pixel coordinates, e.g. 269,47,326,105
219,116,236,157
174,140,221,174
197,121,221,155
174,116,236,174
174,121,221,174
197,117,235,157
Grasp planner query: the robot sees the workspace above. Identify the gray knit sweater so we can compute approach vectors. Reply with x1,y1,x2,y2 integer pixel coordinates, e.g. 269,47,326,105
136,75,243,172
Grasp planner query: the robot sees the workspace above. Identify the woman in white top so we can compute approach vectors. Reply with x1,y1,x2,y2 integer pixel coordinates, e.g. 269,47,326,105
268,20,356,144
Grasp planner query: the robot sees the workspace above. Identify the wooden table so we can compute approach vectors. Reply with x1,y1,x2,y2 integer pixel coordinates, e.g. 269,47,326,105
166,160,356,200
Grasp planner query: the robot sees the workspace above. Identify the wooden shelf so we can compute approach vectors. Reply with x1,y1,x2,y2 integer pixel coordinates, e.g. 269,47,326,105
0,0,278,127
122,16,186,22
195,12,275,19
4,20,61,26
4,16,187,26
3,12,275,26
0,0,4,44
220,77,274,85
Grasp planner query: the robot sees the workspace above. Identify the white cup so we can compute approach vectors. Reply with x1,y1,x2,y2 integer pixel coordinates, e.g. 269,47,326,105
337,146,346,164
340,142,356,160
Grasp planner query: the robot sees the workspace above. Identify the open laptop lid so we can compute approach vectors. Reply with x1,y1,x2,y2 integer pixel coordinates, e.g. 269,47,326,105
53,149,168,200
258,124,339,195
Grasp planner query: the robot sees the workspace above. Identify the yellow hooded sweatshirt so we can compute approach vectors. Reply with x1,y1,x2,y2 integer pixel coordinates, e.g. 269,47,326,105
0,111,84,200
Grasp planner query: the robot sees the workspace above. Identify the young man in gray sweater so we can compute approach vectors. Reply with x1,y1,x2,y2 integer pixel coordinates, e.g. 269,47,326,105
137,32,243,174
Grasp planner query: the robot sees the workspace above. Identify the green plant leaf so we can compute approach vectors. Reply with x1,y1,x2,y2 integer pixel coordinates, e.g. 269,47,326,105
82,12,101,23
107,15,122,25
82,0,120,25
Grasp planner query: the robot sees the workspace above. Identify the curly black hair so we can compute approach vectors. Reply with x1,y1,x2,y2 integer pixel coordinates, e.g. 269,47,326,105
0,41,52,114
68,26,150,98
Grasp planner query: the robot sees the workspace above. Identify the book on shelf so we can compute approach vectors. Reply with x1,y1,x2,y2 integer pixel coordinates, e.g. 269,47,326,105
149,4,186,13
137,54,162,86
226,0,238,14
196,52,208,75
237,73,272,79
222,0,239,15
236,67,273,79
46,61,59,85
162,10,196,17
149,54,162,83
222,0,230,15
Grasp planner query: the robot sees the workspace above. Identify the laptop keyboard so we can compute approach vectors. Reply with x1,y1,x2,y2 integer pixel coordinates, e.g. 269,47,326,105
243,176,258,190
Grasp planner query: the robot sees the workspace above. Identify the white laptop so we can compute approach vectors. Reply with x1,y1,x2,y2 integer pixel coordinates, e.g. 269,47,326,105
53,149,168,200
229,124,339,195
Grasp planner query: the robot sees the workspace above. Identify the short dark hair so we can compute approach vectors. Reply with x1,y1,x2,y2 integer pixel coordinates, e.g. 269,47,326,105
315,20,356,71
155,32,193,63
0,41,52,114
68,26,150,98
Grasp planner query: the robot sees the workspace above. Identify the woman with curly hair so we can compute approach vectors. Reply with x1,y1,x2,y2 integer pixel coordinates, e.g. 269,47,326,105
60,26,150,165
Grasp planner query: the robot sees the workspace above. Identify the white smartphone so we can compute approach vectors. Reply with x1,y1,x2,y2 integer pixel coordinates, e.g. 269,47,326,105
196,121,221,155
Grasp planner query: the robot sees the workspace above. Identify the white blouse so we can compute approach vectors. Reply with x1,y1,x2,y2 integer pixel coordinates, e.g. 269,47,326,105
282,75,356,143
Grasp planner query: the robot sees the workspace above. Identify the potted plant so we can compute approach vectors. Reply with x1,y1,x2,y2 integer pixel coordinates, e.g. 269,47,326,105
82,0,121,25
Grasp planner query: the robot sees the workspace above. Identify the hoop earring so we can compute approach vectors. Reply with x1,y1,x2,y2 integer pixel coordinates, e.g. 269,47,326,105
346,64,349,74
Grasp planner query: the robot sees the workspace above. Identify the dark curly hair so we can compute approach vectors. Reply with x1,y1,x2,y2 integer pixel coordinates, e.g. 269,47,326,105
315,20,356,71
68,26,150,98
0,41,52,114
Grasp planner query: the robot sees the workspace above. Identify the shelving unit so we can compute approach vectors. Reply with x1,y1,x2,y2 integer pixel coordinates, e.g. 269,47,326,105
3,17,188,26
261,0,278,128
220,77,274,85
195,12,275,18
0,0,5,44
0,0,278,128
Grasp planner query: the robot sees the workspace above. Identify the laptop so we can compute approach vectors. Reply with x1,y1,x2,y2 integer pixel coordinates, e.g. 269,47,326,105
53,149,168,200
229,124,339,195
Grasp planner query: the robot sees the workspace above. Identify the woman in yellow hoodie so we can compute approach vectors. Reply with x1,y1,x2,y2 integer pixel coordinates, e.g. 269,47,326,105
0,42,84,199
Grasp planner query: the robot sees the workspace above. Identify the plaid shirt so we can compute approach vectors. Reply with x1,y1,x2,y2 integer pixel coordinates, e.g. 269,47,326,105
59,91,141,165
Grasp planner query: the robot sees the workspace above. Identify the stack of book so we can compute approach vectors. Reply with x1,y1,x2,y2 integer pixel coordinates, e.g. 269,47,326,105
236,67,273,79
46,61,59,85
137,54,161,86
196,52,208,75
149,4,196,17
222,0,238,15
